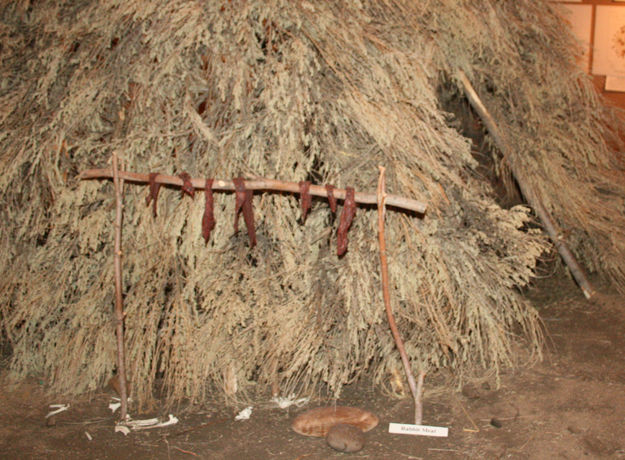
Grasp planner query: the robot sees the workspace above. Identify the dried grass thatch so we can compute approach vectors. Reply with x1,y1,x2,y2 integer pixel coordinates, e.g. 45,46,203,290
1,0,624,408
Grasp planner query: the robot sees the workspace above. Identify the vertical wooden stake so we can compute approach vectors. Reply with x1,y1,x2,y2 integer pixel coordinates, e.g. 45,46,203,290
112,153,129,422
377,166,426,425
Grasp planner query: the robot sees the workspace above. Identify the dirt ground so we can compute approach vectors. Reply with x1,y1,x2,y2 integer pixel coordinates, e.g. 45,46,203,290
1,272,624,460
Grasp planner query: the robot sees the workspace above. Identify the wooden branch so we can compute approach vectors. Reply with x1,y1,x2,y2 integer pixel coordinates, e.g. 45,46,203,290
377,165,425,426
414,369,425,426
78,168,428,214
458,70,595,299
112,153,130,422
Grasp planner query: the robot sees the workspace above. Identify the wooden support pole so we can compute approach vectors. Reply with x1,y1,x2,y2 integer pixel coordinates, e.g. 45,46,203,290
78,168,428,215
377,165,426,425
458,70,594,299
112,153,130,421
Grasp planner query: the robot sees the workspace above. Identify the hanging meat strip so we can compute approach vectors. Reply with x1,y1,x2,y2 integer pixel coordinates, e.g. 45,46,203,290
202,178,215,244
146,172,161,217
178,172,195,198
299,180,312,223
325,184,337,213
337,187,356,256
232,177,257,247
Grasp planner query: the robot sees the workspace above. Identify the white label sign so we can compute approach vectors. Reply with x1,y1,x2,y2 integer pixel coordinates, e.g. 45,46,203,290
388,422,449,437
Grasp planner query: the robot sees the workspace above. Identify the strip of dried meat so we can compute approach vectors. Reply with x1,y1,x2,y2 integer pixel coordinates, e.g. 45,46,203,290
299,180,312,223
202,178,215,244
178,172,195,198
233,177,257,247
146,172,161,217
325,184,337,213
337,187,356,256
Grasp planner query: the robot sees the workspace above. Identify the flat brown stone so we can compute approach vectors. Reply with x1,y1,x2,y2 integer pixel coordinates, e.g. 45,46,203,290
291,406,378,437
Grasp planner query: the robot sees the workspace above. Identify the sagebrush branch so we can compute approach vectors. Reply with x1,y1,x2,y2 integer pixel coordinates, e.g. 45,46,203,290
78,168,428,214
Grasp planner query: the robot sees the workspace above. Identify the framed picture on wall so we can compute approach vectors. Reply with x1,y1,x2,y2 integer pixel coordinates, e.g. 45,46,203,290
605,75,625,91
593,6,625,76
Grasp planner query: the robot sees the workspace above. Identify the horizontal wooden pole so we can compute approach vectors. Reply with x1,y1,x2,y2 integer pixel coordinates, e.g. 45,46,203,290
78,168,428,214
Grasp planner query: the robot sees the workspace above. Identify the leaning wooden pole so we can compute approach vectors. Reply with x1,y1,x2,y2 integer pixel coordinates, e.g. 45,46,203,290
377,166,426,425
112,153,130,421
458,70,595,299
